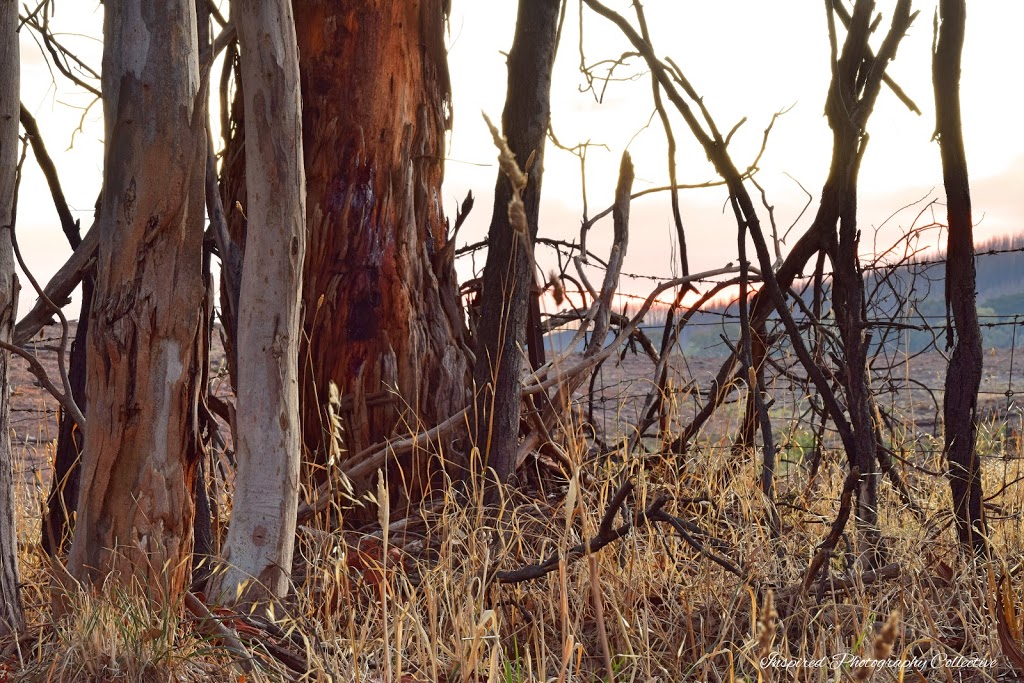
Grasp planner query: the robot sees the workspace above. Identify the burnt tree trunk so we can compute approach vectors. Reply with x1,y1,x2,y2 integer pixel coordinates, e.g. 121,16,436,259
722,1,915,561
823,0,916,563
222,1,469,500
934,0,986,556
0,0,25,637
830,160,881,557
472,0,561,487
42,283,88,555
15,119,94,556
16,106,92,555
67,0,206,600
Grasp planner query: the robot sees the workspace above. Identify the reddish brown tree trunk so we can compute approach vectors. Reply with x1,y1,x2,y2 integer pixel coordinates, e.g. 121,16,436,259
223,1,469,498
295,1,468,487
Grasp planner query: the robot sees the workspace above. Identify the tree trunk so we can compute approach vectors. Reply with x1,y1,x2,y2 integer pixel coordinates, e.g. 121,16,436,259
41,280,89,555
295,0,468,482
189,0,217,591
67,0,206,601
822,0,915,564
213,0,305,603
732,1,913,560
0,0,25,637
223,1,469,501
18,105,93,557
831,174,882,558
934,0,986,556
472,0,561,487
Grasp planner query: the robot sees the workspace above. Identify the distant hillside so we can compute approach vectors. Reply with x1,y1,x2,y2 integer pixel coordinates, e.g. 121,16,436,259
973,234,1024,316
548,234,1024,358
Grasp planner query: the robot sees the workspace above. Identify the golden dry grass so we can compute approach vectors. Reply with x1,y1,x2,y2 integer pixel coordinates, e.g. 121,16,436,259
2,406,1023,682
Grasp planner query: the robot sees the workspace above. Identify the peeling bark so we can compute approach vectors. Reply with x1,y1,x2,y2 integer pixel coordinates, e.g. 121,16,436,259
222,1,468,500
67,0,206,601
0,0,25,637
295,1,468,477
212,0,305,603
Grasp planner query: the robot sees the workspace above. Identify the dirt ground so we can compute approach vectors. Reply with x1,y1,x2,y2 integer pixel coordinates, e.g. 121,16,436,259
562,342,1024,444
9,321,1024,488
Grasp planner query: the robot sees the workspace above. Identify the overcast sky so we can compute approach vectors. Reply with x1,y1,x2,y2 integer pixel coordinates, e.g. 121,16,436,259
13,1,1024,317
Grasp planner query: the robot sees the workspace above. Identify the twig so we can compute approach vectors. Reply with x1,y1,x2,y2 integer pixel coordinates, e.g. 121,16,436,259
634,1,689,278
0,139,85,430
183,591,255,674
13,225,96,345
495,484,660,583
20,12,101,97
801,466,861,593
648,508,746,579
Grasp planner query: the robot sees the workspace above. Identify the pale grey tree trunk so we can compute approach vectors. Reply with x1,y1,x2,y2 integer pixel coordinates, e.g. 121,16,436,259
212,0,305,602
67,0,207,602
0,0,25,637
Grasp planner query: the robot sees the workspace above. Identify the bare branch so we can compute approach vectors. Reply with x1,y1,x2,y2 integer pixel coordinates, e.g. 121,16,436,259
13,224,96,345
1,138,85,430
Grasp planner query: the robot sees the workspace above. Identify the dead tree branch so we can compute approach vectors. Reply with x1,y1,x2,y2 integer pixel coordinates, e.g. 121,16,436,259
494,481,744,584
581,0,860,469
13,226,96,345
802,466,861,593
18,105,80,248
0,140,85,430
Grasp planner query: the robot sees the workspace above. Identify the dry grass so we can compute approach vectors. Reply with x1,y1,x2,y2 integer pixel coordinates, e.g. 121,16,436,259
2,400,1023,682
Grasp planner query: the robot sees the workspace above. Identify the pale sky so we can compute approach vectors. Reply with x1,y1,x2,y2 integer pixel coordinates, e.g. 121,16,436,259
13,1,1024,318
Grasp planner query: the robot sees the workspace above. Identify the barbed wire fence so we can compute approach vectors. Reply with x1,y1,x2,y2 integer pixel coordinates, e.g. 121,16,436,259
10,219,1024,520
455,228,1024,519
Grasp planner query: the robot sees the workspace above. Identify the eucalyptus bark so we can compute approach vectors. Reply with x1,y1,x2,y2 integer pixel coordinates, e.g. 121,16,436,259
934,0,986,555
0,0,25,637
297,0,467,475
67,0,206,600
212,0,305,602
472,0,561,487
222,1,468,501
